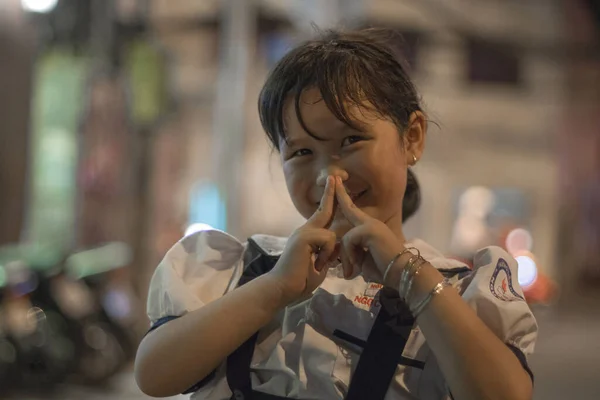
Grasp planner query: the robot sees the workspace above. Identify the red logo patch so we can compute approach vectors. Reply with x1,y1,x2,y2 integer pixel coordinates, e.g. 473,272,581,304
353,295,380,308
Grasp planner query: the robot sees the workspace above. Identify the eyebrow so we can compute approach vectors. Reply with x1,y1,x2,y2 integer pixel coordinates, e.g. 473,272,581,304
291,121,365,144
282,135,329,150
281,137,307,150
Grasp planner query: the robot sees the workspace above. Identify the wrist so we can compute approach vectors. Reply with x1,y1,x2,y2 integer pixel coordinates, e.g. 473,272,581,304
405,264,446,310
406,266,449,317
258,273,296,310
383,249,414,289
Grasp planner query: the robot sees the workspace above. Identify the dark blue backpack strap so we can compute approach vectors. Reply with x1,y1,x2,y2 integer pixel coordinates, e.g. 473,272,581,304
438,266,472,278
345,287,415,400
226,238,290,400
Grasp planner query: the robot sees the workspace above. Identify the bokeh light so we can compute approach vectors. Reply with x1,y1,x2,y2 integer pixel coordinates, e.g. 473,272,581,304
506,228,533,255
516,254,538,288
21,0,58,13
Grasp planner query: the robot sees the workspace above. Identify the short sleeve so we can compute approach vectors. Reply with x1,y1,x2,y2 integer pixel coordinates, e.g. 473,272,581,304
146,229,245,326
457,246,538,357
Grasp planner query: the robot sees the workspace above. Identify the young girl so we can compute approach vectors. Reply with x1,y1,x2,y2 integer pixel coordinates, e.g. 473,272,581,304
135,29,537,400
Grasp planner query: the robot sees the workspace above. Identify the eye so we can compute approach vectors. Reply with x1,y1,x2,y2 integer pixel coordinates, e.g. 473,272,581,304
290,148,312,158
341,135,365,147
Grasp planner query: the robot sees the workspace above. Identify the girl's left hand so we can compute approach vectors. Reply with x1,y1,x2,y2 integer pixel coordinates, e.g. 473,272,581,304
334,176,404,286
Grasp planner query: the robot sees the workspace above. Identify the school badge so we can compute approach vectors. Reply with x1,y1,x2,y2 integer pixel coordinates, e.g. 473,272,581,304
489,258,525,302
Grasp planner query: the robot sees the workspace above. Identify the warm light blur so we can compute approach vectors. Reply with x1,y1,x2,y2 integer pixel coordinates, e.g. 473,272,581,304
506,228,534,255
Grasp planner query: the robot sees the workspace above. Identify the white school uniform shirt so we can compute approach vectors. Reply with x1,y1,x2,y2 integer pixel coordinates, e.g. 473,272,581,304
146,229,538,400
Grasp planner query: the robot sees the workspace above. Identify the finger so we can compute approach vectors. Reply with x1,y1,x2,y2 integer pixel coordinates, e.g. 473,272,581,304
318,241,342,272
334,176,369,226
313,231,337,271
307,175,336,228
353,247,366,273
340,247,354,279
311,257,334,290
340,228,369,279
330,242,342,264
316,262,332,281
341,224,367,258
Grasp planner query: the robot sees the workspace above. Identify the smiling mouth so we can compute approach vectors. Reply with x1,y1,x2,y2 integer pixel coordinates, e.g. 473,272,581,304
347,189,367,203
323,189,367,203
315,189,368,208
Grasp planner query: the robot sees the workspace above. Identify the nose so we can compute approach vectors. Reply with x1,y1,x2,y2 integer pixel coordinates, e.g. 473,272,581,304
316,165,349,187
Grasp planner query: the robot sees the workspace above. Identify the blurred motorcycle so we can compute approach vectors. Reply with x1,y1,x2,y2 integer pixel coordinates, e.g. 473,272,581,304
0,241,137,394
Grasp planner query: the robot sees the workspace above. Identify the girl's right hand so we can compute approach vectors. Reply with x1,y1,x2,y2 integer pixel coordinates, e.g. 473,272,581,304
269,176,338,305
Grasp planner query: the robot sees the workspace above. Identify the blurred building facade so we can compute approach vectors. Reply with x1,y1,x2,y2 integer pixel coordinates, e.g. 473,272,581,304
0,4,33,246
1,0,599,305
560,0,600,305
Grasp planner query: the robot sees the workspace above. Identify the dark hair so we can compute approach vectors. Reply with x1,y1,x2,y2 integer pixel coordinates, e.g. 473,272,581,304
258,28,422,222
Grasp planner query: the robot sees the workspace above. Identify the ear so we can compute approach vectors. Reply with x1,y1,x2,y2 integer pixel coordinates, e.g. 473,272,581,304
404,111,427,166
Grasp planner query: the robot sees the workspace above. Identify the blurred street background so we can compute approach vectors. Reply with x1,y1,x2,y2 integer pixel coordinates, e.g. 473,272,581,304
0,0,599,398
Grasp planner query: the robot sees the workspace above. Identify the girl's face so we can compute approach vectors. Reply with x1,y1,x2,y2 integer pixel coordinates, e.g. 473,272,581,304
280,88,426,238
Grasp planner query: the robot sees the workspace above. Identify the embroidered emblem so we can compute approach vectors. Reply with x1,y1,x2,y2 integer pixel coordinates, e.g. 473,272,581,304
489,258,524,302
